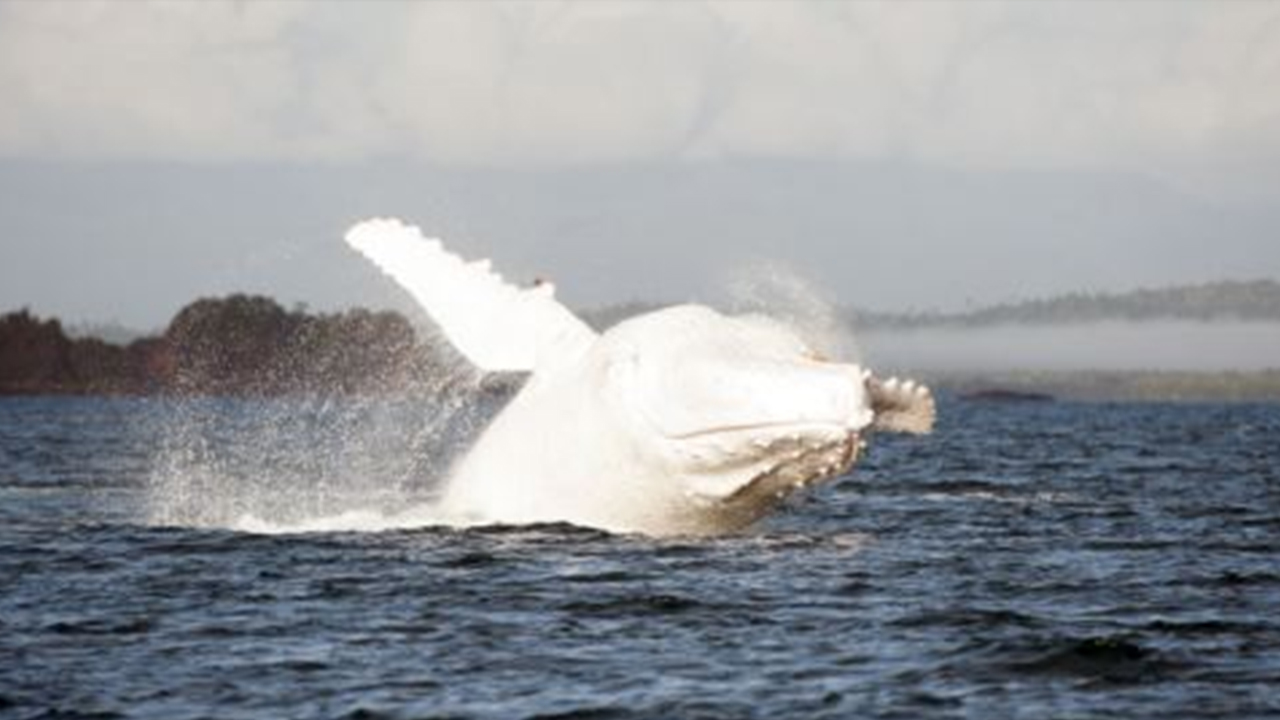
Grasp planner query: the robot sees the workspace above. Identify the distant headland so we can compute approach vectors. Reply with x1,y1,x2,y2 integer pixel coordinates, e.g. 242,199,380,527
0,295,455,397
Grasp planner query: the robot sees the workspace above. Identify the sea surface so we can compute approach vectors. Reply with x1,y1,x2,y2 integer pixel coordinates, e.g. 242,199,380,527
1,395,1278,719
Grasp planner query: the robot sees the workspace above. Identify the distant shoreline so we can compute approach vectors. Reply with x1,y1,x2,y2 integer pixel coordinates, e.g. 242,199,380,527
582,278,1280,332
924,369,1280,403
5,298,1279,403
5,370,1277,403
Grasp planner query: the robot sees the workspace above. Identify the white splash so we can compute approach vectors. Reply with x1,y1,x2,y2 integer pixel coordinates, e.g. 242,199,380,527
144,371,495,533
229,503,453,535
720,258,861,363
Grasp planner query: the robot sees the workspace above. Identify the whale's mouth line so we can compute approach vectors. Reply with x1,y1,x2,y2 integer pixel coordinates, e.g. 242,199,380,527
664,420,850,442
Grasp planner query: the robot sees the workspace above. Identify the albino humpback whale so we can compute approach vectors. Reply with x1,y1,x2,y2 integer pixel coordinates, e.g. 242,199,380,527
346,218,934,536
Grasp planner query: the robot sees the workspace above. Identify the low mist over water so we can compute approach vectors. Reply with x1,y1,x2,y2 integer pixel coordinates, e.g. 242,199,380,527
861,321,1280,372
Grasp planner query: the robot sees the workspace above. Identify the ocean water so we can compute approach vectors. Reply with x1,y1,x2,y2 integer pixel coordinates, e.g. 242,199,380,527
1,395,1277,719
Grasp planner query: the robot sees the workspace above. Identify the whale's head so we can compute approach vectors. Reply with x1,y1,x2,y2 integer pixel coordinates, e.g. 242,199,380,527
595,305,908,532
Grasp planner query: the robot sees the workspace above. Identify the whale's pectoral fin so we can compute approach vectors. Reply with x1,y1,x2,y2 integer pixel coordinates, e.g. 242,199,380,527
867,376,936,434
345,218,598,373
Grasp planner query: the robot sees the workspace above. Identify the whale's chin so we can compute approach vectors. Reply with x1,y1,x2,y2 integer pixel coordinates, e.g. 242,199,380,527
677,426,863,534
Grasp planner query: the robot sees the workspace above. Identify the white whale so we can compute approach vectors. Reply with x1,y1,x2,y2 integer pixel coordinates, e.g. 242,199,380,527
346,218,934,536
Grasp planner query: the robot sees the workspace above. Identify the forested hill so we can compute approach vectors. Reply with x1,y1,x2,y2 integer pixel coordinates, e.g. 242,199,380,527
0,297,460,396
853,279,1280,329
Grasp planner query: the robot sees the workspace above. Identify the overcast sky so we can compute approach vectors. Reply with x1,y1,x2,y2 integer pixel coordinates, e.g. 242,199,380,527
2,1,1279,328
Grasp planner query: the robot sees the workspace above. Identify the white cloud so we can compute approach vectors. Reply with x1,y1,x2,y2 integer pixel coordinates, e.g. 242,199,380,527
0,0,312,160
0,0,1277,178
366,3,725,163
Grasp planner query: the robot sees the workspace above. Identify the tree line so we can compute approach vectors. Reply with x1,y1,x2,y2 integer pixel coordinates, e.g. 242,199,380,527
852,279,1280,329
583,279,1280,332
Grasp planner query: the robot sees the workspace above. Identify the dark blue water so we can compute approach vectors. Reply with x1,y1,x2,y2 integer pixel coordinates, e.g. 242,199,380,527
1,396,1278,719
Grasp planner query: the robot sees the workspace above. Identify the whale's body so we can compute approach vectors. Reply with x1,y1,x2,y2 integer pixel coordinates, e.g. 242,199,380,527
346,218,934,536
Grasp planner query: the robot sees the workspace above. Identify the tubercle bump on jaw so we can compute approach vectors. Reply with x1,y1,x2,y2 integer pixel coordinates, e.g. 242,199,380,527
866,373,937,435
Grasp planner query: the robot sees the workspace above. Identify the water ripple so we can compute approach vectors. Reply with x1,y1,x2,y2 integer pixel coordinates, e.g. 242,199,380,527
0,398,1277,718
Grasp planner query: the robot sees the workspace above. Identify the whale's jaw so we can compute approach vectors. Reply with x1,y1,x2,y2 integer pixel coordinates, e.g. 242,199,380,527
671,424,864,535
